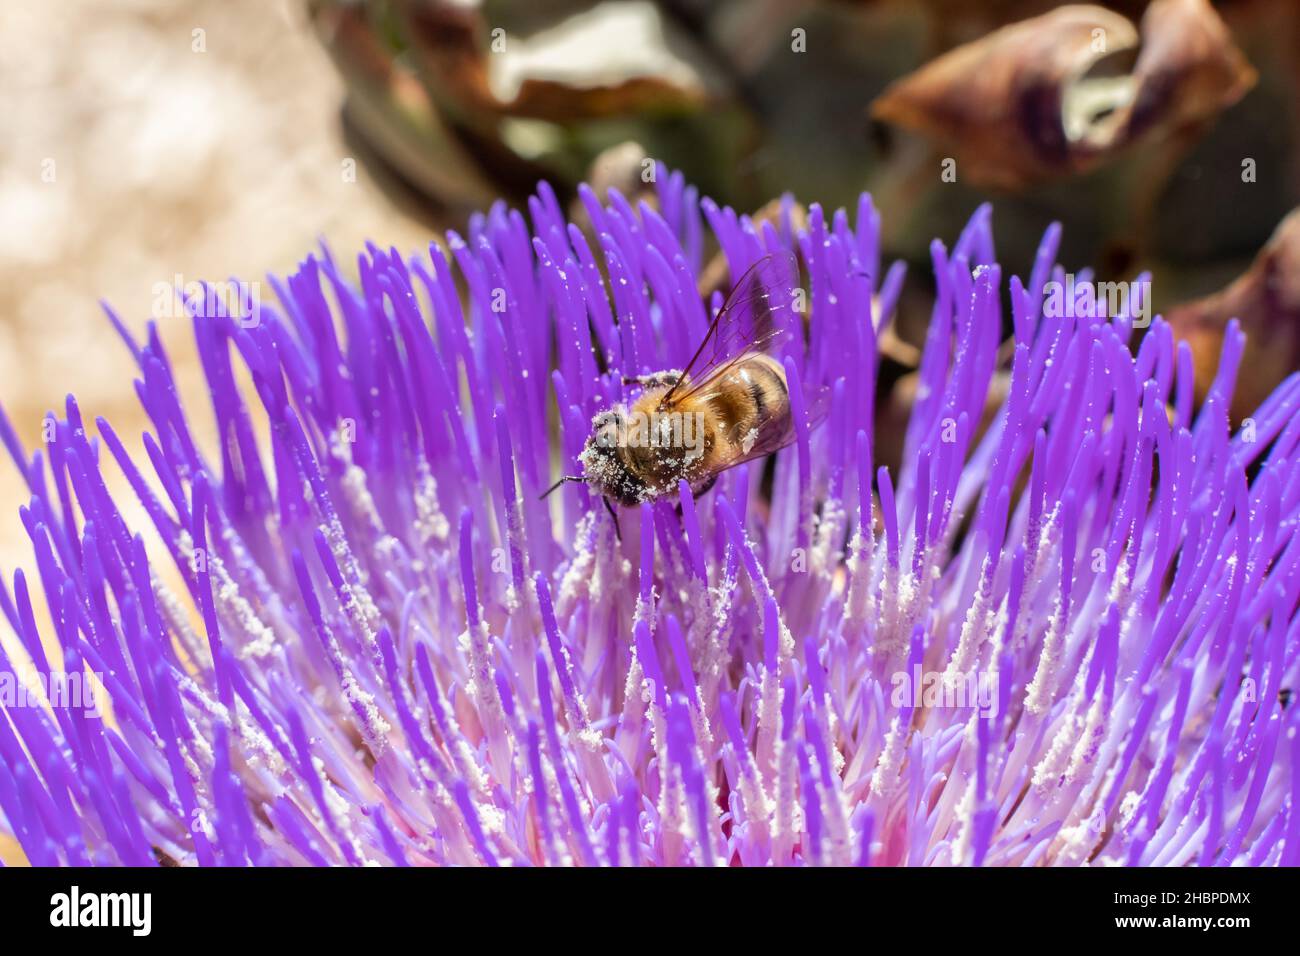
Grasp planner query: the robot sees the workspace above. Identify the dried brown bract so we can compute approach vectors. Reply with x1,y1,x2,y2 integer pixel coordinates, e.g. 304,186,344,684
871,0,1256,188
1165,207,1300,420
396,0,718,123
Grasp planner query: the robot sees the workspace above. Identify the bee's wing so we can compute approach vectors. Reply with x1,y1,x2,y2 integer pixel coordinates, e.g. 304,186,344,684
708,381,832,474
660,250,799,408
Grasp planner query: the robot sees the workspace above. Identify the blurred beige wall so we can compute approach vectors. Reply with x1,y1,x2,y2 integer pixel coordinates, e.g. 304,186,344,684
0,0,434,574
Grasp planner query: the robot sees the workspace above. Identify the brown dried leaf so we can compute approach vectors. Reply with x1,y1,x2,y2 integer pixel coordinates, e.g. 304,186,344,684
398,0,716,124
309,0,503,211
871,0,1256,188
1165,207,1300,420
1122,0,1258,140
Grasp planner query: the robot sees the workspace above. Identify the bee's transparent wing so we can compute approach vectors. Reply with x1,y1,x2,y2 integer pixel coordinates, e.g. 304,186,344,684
660,250,800,408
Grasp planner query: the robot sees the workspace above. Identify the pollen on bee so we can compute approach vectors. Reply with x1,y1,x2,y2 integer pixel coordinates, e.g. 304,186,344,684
607,409,706,455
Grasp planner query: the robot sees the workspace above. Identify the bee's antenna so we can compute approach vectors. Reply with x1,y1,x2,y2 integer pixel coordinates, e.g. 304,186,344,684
539,475,583,500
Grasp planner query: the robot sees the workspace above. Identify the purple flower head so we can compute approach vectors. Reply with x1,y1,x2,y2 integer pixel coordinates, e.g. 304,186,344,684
0,167,1297,867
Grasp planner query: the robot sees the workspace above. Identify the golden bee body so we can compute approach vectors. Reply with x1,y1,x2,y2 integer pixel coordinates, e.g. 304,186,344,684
580,354,794,506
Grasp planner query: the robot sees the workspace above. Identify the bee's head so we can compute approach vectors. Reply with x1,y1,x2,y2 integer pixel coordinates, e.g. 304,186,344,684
578,407,646,505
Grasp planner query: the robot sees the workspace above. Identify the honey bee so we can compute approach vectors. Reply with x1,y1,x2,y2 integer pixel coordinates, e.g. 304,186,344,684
542,250,826,532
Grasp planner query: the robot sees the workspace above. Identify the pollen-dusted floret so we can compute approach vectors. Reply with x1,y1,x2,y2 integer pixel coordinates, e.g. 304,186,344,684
0,167,1295,867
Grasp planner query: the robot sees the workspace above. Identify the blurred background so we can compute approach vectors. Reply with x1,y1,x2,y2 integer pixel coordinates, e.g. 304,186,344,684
2,0,1299,573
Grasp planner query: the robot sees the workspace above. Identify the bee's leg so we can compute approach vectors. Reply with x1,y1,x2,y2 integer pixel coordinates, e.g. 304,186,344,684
621,372,681,389
602,497,622,541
